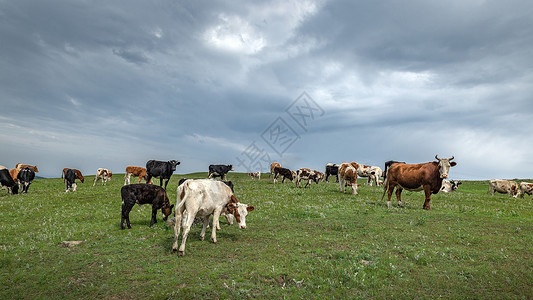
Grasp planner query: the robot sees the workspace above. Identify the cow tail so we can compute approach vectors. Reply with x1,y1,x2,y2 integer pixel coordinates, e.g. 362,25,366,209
176,183,188,210
380,176,389,202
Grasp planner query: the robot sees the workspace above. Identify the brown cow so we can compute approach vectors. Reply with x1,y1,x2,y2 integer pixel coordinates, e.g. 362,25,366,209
16,163,38,172
124,166,152,185
9,169,21,183
383,155,456,210
61,168,85,183
270,162,281,180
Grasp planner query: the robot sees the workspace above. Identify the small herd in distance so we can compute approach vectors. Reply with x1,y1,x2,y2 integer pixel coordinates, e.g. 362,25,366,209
2,155,532,256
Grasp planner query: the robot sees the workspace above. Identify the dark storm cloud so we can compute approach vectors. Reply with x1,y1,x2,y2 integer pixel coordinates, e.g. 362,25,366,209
1,0,532,179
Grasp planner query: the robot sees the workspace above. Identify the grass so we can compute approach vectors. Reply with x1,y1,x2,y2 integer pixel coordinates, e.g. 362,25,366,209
1,173,532,299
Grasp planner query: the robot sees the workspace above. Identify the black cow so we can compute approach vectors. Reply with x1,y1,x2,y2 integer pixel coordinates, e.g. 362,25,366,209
0,168,19,194
208,164,234,180
179,178,235,193
17,167,35,194
120,184,174,229
273,167,295,184
325,163,339,182
146,160,180,190
383,160,406,181
64,169,78,192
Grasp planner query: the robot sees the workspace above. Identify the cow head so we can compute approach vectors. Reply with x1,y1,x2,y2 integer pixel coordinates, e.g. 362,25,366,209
161,192,174,220
168,160,180,172
229,165,234,171
435,155,456,179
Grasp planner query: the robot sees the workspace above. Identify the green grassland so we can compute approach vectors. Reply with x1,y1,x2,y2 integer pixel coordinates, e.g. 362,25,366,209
1,173,532,299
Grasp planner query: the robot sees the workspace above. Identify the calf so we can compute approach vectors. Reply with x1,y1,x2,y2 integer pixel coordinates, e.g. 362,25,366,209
93,168,112,186
325,163,339,182
488,179,520,198
441,180,462,193
519,182,533,199
295,168,319,188
248,172,261,180
0,167,19,194
124,166,152,185
208,164,234,180
146,160,180,190
338,163,358,195
62,168,85,183
120,184,174,229
314,170,325,182
64,169,78,192
17,167,35,194
172,179,254,256
273,167,295,184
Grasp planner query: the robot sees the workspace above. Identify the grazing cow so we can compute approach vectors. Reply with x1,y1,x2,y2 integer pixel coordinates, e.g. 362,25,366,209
248,172,261,180
208,164,234,180
273,167,295,184
179,178,235,193
17,167,35,194
120,184,174,229
61,168,85,183
124,166,152,185
0,166,19,194
325,163,339,182
172,179,254,256
93,168,112,186
15,163,38,173
383,160,406,181
338,163,359,195
270,162,281,179
488,179,520,198
519,182,533,199
314,170,325,182
64,169,78,192
383,155,456,209
440,180,462,193
367,166,383,186
295,168,319,188
146,160,180,190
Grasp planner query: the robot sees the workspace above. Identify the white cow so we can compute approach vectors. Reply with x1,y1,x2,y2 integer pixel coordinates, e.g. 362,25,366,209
367,166,383,186
93,168,112,186
488,179,520,198
440,180,462,193
172,179,254,256
519,182,533,199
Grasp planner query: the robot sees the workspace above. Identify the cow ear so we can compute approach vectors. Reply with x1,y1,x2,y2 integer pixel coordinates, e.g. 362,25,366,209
450,162,457,167
247,206,255,212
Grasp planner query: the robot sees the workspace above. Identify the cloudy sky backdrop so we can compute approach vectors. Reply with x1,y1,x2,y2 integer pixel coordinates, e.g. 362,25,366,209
1,0,532,179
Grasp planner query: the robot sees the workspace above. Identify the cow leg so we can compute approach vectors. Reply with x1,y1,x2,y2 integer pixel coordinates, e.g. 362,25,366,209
386,184,395,208
93,176,98,187
211,208,222,243
172,206,184,254
395,187,404,207
150,205,159,227
121,203,134,229
178,212,195,256
163,179,169,190
200,217,210,240
423,186,432,210
146,174,153,185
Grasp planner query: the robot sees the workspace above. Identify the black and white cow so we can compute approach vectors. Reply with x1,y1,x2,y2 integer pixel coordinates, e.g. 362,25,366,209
0,166,19,194
17,167,35,194
146,160,180,190
295,168,319,188
273,167,295,184
440,180,462,193
208,164,234,180
64,169,78,192
325,163,339,182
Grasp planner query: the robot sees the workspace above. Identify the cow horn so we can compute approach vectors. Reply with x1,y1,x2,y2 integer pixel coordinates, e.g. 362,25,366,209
435,155,440,160
449,156,454,161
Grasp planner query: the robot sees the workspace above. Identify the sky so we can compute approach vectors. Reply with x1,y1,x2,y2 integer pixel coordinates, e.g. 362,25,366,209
1,0,532,180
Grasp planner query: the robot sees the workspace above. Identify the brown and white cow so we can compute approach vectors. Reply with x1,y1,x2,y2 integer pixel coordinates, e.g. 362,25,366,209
172,179,254,256
9,168,20,183
61,168,85,183
488,179,520,198
383,155,456,209
295,168,319,188
248,172,261,180
519,182,533,199
338,163,359,195
16,163,38,173
93,168,112,186
124,166,152,185
270,162,281,180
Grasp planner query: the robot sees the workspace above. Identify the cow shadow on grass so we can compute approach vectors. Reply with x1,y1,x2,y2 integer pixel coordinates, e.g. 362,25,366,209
159,223,239,252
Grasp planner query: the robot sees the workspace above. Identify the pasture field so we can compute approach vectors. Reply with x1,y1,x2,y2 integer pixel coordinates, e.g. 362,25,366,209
1,173,532,299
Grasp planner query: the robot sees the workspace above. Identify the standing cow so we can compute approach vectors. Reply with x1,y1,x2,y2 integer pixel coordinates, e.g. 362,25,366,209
325,163,339,182
0,166,19,194
273,167,295,184
17,167,35,194
93,168,112,186
270,162,281,179
519,182,533,199
338,163,359,195
146,160,180,190
124,166,152,185
488,179,520,198
120,184,174,229
208,164,234,180
64,169,78,192
383,155,456,210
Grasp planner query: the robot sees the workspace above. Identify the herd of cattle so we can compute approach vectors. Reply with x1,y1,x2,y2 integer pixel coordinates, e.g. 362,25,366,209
2,156,533,256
